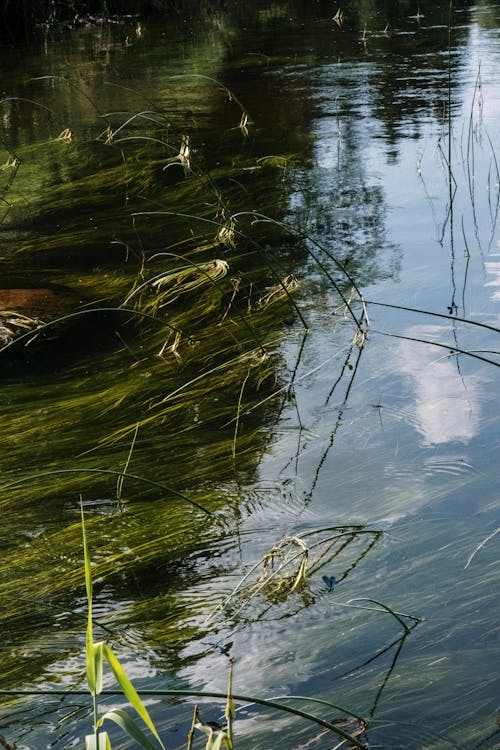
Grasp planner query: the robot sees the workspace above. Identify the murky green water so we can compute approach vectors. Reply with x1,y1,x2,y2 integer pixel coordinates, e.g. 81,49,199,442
1,2,499,748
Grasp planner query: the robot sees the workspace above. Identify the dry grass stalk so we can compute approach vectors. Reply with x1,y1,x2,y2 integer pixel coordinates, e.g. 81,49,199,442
56,128,73,143
258,274,299,308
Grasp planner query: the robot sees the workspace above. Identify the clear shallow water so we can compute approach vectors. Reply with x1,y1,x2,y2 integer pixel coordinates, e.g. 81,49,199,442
1,3,500,749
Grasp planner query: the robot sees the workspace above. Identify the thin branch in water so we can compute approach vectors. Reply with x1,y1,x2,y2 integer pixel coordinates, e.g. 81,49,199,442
366,299,500,337
223,344,352,425
30,75,105,119
341,598,422,634
464,527,499,569
0,689,368,748
1,468,211,514
0,306,189,356
371,328,500,369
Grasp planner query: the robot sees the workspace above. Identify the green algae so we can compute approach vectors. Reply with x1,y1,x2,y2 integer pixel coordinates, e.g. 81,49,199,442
0,66,333,701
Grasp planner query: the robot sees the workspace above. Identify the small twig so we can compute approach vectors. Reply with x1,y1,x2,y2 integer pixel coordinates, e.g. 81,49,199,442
464,527,500,569
186,705,198,750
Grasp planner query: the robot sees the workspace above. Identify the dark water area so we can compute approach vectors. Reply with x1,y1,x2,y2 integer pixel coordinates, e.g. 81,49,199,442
1,2,499,749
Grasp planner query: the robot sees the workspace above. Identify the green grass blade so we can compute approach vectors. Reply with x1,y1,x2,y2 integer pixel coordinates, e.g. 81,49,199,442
99,708,161,750
81,501,92,612
86,631,96,695
187,706,198,750
85,613,104,696
102,644,167,750
93,642,104,696
0,306,175,357
82,502,104,696
82,501,97,694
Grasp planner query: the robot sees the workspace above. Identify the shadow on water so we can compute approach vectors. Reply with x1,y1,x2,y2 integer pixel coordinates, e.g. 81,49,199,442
0,1,499,749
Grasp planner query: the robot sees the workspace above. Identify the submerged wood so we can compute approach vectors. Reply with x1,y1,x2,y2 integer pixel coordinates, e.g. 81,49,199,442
0,287,79,318
0,285,83,350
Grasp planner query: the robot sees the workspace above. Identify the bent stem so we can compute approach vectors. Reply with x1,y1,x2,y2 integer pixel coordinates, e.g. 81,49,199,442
2,467,211,514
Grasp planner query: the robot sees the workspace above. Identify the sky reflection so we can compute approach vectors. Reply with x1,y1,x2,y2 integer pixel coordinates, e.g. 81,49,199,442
398,325,480,445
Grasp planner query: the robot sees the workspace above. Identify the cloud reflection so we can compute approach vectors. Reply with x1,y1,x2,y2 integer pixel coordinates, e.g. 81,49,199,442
399,325,479,445
484,256,500,302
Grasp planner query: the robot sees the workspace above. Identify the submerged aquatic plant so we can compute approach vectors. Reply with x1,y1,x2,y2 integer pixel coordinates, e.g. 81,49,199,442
150,258,229,298
0,57,397,750
204,526,383,626
257,273,299,309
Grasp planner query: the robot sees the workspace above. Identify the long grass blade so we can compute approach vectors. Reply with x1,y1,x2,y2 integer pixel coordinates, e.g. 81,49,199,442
116,423,140,502
237,210,366,330
232,370,251,460
98,709,160,750
132,210,309,329
0,688,368,748
0,307,183,357
343,598,421,633
372,328,500,368
464,527,499,569
367,299,500,336
102,644,167,750
2,468,211,514
81,501,102,695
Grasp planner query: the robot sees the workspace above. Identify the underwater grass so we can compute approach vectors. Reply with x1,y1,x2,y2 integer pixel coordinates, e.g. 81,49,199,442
0,229,294,646
0,206,314,712
0,127,308,494
0,58,441,750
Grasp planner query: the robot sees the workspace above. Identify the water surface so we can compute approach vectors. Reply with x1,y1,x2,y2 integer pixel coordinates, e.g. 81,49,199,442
1,3,499,749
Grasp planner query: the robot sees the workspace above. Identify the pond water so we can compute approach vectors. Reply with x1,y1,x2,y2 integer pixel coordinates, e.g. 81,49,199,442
1,2,499,749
